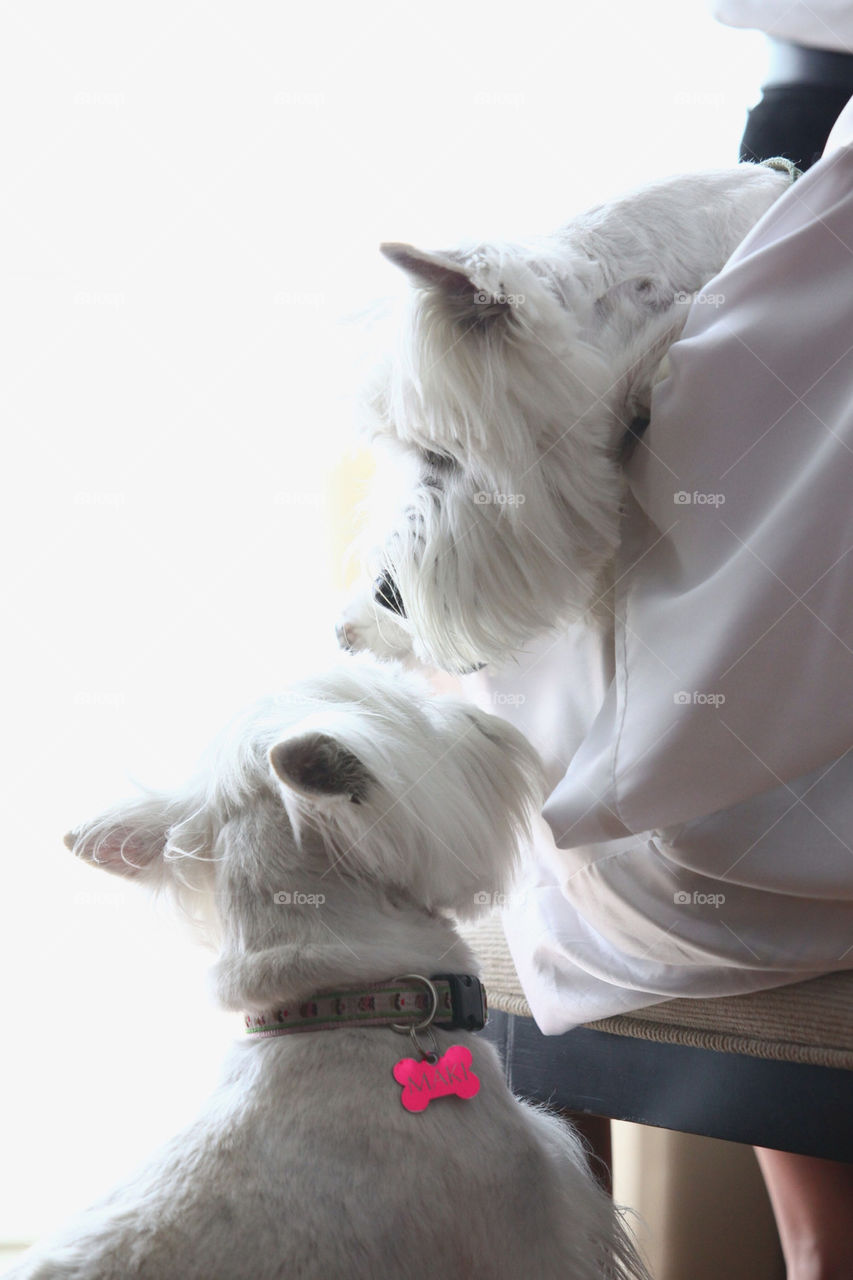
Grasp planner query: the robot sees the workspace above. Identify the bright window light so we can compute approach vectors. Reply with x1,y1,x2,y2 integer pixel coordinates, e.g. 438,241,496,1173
0,0,765,1246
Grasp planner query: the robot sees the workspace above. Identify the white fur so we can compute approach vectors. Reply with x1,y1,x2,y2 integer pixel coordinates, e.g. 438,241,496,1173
5,657,647,1280
336,581,415,663
343,164,793,671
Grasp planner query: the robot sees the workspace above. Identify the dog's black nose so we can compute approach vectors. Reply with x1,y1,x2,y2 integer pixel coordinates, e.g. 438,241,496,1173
373,571,406,618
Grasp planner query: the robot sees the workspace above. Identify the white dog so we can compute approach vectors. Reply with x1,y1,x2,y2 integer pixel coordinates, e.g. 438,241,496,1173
6,658,646,1279
338,161,797,672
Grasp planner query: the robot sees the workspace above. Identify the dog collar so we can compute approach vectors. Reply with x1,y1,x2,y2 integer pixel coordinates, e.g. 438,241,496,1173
244,972,487,1038
759,156,802,183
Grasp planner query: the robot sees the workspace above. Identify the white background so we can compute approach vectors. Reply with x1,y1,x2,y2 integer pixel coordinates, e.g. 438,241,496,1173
0,0,764,1243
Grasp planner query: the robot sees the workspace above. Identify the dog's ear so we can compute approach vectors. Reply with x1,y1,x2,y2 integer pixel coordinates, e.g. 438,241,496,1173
380,242,475,296
381,241,513,326
65,794,178,880
269,733,374,805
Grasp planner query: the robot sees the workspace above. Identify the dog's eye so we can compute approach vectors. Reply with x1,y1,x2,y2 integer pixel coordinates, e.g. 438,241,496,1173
420,448,458,473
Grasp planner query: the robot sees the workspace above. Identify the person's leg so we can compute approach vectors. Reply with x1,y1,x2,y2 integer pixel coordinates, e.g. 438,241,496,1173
755,1147,853,1280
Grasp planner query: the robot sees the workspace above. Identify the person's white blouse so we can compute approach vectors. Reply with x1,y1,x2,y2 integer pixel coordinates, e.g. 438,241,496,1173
472,144,853,1033
711,0,853,52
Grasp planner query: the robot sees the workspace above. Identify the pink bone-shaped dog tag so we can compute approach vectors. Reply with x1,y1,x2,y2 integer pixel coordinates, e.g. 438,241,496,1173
393,1044,480,1112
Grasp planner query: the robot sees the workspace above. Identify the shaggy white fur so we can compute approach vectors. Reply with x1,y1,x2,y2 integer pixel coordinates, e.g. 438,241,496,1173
5,658,647,1279
340,163,795,671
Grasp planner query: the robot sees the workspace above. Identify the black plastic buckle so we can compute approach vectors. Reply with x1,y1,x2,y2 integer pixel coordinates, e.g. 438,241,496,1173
431,973,488,1031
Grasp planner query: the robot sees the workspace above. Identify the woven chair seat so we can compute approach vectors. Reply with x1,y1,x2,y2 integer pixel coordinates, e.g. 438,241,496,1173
460,912,853,1071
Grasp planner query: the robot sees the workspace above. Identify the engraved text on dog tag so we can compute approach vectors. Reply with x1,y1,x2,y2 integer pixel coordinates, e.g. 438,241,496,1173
393,1044,480,1112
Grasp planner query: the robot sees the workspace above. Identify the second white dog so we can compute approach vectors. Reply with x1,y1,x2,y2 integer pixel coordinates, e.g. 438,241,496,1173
340,161,798,671
6,658,646,1279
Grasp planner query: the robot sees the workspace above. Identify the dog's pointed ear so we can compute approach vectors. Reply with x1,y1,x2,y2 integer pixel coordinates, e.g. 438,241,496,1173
380,242,475,296
65,796,174,879
269,733,374,805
